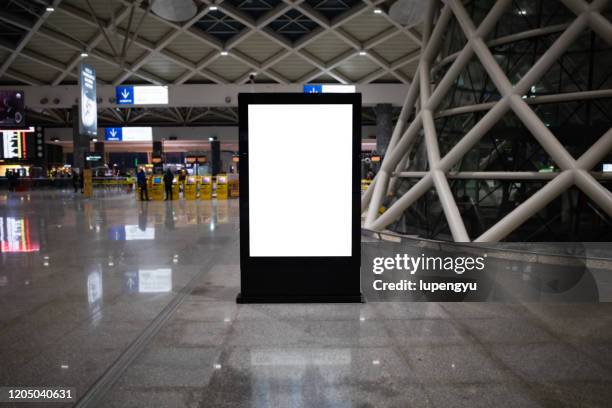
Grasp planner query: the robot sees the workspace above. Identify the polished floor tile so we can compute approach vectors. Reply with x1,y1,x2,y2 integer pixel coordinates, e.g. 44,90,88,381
1,191,612,407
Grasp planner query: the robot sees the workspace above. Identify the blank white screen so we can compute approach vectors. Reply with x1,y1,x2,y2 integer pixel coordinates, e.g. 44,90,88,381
248,104,353,257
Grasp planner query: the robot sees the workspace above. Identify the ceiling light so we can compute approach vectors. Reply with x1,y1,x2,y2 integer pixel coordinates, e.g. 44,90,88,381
359,50,367,56
373,8,383,14
80,52,89,58
46,7,55,12
220,50,228,56
209,5,218,11
92,137,98,142
518,9,527,15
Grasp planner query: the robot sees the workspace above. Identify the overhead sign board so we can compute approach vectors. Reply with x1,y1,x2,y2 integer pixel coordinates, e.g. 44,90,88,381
303,84,356,94
105,127,152,142
116,86,168,105
79,63,97,137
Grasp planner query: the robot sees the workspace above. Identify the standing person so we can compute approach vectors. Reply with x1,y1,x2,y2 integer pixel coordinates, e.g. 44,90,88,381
72,170,80,193
178,169,186,195
12,170,19,192
137,167,149,201
163,169,174,201
6,170,14,192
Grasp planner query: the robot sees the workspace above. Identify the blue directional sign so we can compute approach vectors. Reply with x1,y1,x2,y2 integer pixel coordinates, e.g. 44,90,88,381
116,86,134,104
303,84,322,93
105,127,123,141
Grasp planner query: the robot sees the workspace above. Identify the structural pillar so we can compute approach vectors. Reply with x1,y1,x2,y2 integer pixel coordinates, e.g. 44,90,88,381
210,140,221,175
72,105,89,171
374,104,393,157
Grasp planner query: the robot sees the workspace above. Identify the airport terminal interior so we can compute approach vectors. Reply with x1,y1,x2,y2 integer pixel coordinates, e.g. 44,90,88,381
0,0,612,407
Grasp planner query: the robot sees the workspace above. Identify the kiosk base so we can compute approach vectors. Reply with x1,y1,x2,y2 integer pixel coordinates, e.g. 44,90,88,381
236,293,364,304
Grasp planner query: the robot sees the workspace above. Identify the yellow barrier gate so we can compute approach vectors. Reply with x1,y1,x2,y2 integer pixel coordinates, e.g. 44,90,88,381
184,176,198,200
200,176,212,200
83,169,93,198
150,175,164,201
216,174,228,200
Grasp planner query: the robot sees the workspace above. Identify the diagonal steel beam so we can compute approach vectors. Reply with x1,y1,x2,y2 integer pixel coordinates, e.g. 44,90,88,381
0,0,63,78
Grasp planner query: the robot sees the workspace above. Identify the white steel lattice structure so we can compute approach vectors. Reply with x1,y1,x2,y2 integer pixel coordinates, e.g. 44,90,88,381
362,0,612,242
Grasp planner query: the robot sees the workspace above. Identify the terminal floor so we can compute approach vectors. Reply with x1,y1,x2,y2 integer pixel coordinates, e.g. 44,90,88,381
1,191,611,407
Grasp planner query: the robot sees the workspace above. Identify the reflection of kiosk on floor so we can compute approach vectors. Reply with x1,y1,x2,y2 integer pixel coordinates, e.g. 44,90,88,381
171,177,180,200
237,93,362,303
216,174,228,200
229,174,239,198
200,176,212,200
184,176,198,200
150,176,164,200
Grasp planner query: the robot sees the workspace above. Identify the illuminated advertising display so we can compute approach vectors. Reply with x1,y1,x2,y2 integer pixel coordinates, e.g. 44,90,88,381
79,63,97,137
0,127,35,159
0,90,25,128
237,93,361,303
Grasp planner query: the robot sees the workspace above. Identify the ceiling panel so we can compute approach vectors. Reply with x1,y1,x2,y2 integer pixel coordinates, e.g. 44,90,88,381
371,33,419,64
207,58,252,82
270,53,315,81
165,32,215,63
339,12,393,42
25,34,75,64
0,1,416,85
142,54,188,82
335,55,379,81
304,32,352,63
234,32,284,63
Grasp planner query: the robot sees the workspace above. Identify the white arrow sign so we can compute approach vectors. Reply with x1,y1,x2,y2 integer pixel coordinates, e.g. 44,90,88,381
121,89,130,99
110,129,117,137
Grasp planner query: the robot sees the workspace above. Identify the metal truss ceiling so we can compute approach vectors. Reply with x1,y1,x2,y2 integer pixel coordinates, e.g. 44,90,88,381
0,0,423,86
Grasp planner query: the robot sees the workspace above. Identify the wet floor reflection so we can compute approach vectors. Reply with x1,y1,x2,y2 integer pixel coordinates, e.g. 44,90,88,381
0,191,240,399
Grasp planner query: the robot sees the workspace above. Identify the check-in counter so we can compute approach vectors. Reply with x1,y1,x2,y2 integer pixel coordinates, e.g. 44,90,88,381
135,177,153,201
184,176,199,200
228,174,239,198
216,174,228,200
150,176,164,201
200,175,213,200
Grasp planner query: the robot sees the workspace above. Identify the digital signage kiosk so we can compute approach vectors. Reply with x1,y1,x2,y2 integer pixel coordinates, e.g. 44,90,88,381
237,93,362,303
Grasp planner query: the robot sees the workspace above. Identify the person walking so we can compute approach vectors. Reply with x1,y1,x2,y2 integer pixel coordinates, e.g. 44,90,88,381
137,168,150,201
72,170,80,193
163,169,174,201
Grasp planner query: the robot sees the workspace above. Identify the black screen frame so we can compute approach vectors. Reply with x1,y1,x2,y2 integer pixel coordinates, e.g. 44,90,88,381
237,92,362,303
